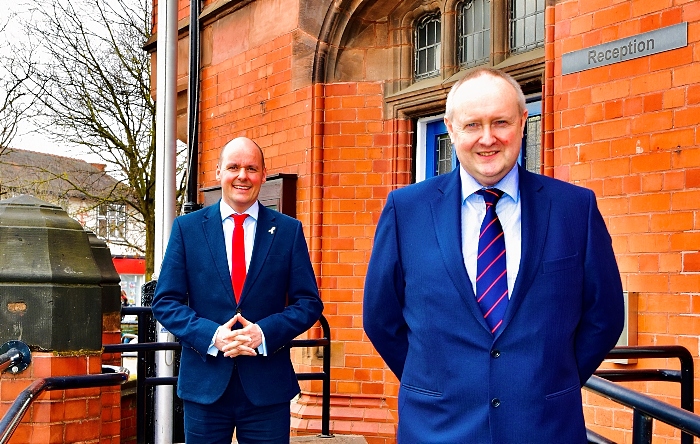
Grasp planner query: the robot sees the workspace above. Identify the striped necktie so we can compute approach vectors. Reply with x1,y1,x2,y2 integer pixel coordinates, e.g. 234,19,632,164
475,188,508,334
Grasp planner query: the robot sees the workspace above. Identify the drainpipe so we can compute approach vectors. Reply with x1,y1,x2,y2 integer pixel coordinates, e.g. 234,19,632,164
154,0,178,441
184,0,203,215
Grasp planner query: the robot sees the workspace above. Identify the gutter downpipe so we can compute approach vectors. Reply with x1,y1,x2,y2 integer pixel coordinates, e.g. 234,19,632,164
154,0,178,441
184,0,203,215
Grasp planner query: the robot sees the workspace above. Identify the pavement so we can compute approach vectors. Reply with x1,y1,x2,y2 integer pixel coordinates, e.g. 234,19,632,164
231,437,367,444
289,437,367,443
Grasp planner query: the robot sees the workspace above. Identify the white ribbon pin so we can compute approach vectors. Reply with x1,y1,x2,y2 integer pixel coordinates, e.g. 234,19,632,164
268,227,276,234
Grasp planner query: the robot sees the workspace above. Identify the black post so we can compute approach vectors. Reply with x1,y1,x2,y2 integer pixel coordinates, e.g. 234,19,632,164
320,316,332,437
678,348,695,444
632,410,653,444
140,281,158,444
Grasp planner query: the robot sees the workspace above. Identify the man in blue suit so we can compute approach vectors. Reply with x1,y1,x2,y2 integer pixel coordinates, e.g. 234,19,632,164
363,68,624,443
153,137,323,443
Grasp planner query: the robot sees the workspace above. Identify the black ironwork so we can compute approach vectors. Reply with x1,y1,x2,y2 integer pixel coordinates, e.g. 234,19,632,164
0,369,128,444
586,428,616,444
0,341,31,375
591,345,695,444
585,375,700,443
107,307,333,442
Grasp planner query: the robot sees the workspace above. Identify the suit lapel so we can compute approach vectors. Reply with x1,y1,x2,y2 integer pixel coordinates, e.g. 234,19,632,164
202,202,236,302
431,169,488,329
496,167,550,338
239,203,276,304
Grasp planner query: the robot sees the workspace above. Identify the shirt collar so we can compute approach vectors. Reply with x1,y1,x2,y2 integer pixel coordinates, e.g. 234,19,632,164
460,164,520,205
219,200,259,222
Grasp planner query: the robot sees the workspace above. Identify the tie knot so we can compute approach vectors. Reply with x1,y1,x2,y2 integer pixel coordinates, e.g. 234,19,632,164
476,188,504,206
232,213,249,226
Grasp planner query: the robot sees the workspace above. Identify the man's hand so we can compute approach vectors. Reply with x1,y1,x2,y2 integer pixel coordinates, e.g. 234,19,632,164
217,313,263,358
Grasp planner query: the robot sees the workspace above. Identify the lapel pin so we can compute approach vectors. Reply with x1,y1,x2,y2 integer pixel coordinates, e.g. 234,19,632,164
268,227,276,234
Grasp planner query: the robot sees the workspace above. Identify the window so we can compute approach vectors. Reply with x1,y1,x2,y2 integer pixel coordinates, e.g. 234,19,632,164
520,99,542,173
436,134,454,175
510,0,545,54
96,203,127,240
458,0,490,68
415,116,456,182
415,13,441,80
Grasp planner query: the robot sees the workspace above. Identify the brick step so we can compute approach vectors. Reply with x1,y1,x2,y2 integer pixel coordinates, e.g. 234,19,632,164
291,396,396,441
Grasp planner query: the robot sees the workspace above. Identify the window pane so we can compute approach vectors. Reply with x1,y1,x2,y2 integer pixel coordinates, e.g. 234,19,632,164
474,33,483,60
514,20,524,48
536,12,544,42
526,0,535,15
525,15,535,45
474,0,483,29
419,50,427,73
513,0,523,17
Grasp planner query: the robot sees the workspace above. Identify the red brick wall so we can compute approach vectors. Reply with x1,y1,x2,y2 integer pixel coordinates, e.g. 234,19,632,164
120,386,137,444
0,354,118,444
547,1,700,442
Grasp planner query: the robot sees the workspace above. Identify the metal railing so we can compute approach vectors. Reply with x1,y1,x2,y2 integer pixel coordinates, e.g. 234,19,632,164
104,306,332,443
585,375,700,444
586,345,697,444
0,367,129,444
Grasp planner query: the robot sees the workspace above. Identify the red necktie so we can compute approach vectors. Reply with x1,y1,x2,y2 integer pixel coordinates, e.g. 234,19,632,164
231,214,249,302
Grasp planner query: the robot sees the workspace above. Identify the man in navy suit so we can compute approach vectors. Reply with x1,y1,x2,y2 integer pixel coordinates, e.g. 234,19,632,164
363,68,624,443
152,137,323,443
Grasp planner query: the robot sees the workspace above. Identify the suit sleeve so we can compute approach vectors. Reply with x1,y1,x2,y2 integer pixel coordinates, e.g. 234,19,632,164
255,220,323,354
152,218,220,360
363,193,408,380
575,190,625,383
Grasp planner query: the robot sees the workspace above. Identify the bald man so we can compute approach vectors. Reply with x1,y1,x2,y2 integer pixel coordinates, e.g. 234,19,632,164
153,137,323,443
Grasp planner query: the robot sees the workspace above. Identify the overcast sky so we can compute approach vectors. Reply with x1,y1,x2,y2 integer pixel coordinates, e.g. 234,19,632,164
0,2,100,162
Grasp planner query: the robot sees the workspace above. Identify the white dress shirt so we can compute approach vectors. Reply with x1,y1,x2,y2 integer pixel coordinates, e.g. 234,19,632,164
460,165,522,298
208,200,267,356
220,200,259,274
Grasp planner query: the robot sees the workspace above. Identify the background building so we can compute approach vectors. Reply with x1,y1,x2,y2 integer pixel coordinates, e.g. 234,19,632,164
0,147,147,302
153,1,700,442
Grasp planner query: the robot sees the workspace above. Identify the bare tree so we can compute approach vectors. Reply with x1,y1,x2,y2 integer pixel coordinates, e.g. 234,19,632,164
7,0,186,278
0,17,36,154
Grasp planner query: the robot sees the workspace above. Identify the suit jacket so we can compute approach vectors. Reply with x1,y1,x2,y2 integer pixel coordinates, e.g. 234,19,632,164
152,202,323,406
363,166,624,443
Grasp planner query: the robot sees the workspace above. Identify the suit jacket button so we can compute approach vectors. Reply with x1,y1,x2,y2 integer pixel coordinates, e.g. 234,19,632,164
491,398,501,408
490,349,501,358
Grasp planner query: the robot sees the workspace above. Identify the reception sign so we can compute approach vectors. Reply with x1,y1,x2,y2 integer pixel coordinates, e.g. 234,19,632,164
562,22,687,75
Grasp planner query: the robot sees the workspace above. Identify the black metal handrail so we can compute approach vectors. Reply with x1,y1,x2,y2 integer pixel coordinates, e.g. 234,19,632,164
585,375,700,444
0,369,129,444
589,345,695,444
105,307,333,443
